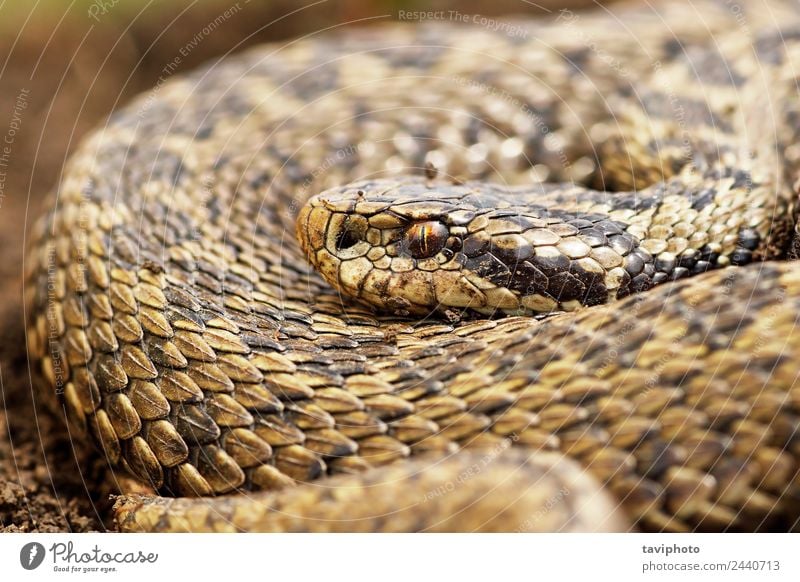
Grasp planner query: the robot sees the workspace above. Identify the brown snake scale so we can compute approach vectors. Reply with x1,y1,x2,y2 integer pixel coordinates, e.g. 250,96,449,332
25,0,800,531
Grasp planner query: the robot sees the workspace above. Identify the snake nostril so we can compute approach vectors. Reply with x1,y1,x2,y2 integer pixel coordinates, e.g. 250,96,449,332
336,228,361,250
335,217,367,251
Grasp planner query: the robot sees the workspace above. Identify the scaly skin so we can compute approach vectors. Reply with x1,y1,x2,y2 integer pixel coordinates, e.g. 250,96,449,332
25,0,800,532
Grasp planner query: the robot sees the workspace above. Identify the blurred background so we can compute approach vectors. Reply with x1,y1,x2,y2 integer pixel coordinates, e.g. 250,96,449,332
0,0,606,531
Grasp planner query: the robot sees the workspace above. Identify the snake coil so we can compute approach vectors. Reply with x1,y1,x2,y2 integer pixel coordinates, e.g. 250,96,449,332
26,0,800,531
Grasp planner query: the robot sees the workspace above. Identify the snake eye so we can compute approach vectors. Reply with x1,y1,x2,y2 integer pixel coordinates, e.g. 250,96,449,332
402,221,449,259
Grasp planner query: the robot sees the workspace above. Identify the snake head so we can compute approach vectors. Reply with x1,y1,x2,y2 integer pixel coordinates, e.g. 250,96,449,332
297,177,618,317
297,178,475,315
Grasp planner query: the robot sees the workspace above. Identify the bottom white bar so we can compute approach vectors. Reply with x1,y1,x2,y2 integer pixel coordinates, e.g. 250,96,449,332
1,533,796,581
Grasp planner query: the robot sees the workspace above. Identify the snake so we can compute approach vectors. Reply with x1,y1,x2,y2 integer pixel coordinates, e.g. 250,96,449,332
24,0,800,532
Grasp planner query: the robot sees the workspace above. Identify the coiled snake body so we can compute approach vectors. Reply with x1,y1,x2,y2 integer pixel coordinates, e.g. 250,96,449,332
26,0,800,531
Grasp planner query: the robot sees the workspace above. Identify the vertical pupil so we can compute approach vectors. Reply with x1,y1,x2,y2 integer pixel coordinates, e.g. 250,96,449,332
405,221,447,259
